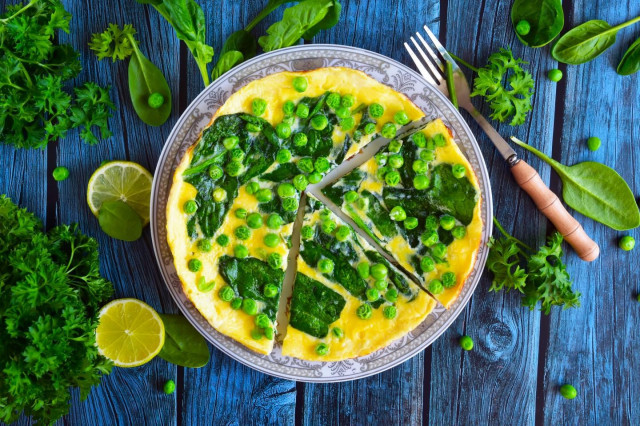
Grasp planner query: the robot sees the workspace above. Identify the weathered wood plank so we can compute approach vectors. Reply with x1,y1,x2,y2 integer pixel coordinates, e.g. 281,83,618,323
542,1,640,423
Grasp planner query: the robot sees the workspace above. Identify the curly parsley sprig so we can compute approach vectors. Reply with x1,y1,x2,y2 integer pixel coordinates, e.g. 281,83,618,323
487,217,580,314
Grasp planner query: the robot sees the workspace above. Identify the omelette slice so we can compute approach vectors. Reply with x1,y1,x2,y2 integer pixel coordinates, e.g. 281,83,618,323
282,196,436,361
321,119,483,308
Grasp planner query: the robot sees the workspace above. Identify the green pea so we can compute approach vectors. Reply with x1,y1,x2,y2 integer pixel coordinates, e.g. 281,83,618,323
263,283,279,298
264,327,274,340
452,164,466,178
219,285,235,302
336,106,351,119
318,258,335,274
341,191,358,204
442,271,456,288
277,183,296,199
356,303,373,320
266,214,283,231
223,136,239,150
255,313,270,329
183,200,197,214
619,235,635,251
516,19,531,35
404,216,419,230
242,298,258,315
364,122,376,135
375,153,388,166
311,115,329,131
292,76,308,92
314,157,330,174
371,263,388,279
252,98,267,116
357,262,370,279
52,166,69,181
390,206,407,221
452,226,466,239
226,161,244,177
420,149,435,161
315,343,330,356
333,226,350,242
376,166,389,181
548,69,563,82
234,244,248,258
560,384,577,400
235,225,251,240
230,297,242,310
421,231,439,246
246,123,262,132
420,256,435,273
246,181,260,195
198,239,212,252
267,252,283,269
295,103,310,118
301,225,314,240
587,136,601,151
292,174,308,192
385,288,398,302
255,188,273,203
298,157,314,173
188,258,202,272
381,122,397,138
250,328,263,340
365,288,379,302
425,137,436,150
208,165,223,180
332,327,344,338
308,172,323,184
393,111,410,125
385,170,401,186
388,154,404,169
282,198,299,212
412,160,428,174
320,208,331,219
428,279,444,295
340,117,355,130
235,208,247,219
293,133,308,146
229,148,245,162
339,94,353,108
425,215,439,231
244,213,262,230
374,280,388,291
432,243,447,259
261,233,280,249
283,100,295,115
163,379,176,394
383,305,397,319
459,335,473,351
413,175,430,190
368,103,384,118
282,113,295,124
326,92,341,109
197,277,214,292
275,124,291,140
433,134,446,147
216,234,229,246
321,220,337,234
412,132,427,147
440,214,456,230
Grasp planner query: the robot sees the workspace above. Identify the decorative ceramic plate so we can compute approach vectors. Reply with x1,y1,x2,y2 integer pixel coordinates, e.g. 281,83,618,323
150,44,493,382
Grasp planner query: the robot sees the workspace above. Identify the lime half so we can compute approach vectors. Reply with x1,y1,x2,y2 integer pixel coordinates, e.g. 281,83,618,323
87,161,153,224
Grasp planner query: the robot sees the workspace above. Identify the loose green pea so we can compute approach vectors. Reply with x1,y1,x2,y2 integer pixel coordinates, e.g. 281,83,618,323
311,115,329,131
335,225,351,242
277,183,296,198
255,313,270,329
516,19,531,35
198,239,212,252
267,252,283,269
255,188,273,203
226,161,244,177
452,164,466,178
619,235,635,251
420,149,435,161
314,157,330,174
263,283,279,298
393,111,410,125
385,170,401,186
235,225,251,240
452,226,466,239
421,256,435,273
326,92,341,109
356,304,372,320
390,206,407,221
208,165,223,180
366,288,379,302
385,288,398,302
340,117,355,130
264,233,280,248
428,279,443,294
560,384,577,400
381,122,397,138
230,298,242,310
371,263,388,279
246,213,263,229
163,380,176,394
432,243,447,259
250,328,263,340
308,172,323,184
316,343,330,356
383,305,397,319
293,133,308,146
188,258,202,272
388,139,403,153
369,103,384,118
234,244,248,258
364,122,376,135
246,181,260,195
548,69,563,82
235,208,247,219
357,262,370,279
296,103,310,118
183,200,197,214
301,225,314,240
52,166,69,181
412,160,428,174
242,298,258,315
587,136,601,151
413,175,430,190
344,190,359,203
292,76,308,92
374,280,388,291
252,98,267,116
404,216,419,230
318,258,335,274
440,214,456,230
283,100,295,115
433,133,446,147
412,132,427,147
321,219,337,234
421,231,439,246
298,157,314,173
388,154,404,169
219,285,235,302
293,174,309,191
442,271,456,288
332,327,344,338
216,234,229,246
459,335,473,351
147,92,164,109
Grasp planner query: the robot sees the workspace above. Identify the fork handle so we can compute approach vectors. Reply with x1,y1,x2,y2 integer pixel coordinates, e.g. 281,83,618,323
511,160,600,262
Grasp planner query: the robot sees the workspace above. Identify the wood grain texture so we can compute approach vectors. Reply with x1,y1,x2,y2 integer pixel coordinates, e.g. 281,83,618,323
542,1,640,424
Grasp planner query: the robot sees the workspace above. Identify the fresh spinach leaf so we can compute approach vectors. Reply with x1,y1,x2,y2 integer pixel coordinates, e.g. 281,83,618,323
289,273,346,338
511,0,564,47
128,49,172,126
511,137,640,230
221,30,258,58
212,50,243,81
158,314,210,368
618,36,640,75
98,200,143,241
302,0,342,39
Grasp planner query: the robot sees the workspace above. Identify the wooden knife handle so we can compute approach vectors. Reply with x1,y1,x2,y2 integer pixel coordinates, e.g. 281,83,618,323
510,159,600,262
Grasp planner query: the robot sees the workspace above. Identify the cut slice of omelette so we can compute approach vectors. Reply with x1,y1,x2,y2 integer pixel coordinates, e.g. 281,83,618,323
321,119,483,308
282,196,436,361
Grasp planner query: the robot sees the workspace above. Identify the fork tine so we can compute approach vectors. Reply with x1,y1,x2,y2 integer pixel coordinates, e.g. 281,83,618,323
422,24,459,71
404,42,439,85
415,33,445,78
409,37,443,81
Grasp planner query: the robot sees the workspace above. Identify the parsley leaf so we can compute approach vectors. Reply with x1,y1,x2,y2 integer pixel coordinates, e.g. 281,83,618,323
487,218,580,313
88,23,137,62
0,195,114,424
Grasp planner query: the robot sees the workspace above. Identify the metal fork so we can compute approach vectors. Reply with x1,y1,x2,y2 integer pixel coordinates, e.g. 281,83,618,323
405,25,599,262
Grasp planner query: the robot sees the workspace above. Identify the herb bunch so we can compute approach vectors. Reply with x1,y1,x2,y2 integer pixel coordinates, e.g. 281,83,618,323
487,218,580,314
0,0,115,149
0,195,114,424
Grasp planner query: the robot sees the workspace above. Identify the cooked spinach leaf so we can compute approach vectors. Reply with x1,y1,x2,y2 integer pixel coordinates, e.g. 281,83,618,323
361,190,398,239
289,273,346,338
364,250,414,298
260,163,300,182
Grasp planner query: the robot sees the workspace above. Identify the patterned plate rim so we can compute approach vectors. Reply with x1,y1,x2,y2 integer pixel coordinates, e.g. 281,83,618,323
150,44,493,383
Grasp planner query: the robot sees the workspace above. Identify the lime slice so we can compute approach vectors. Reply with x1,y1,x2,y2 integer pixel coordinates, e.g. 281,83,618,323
96,298,165,368
87,161,153,225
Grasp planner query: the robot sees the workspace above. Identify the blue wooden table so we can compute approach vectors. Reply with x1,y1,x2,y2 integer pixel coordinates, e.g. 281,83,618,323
2,0,639,424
